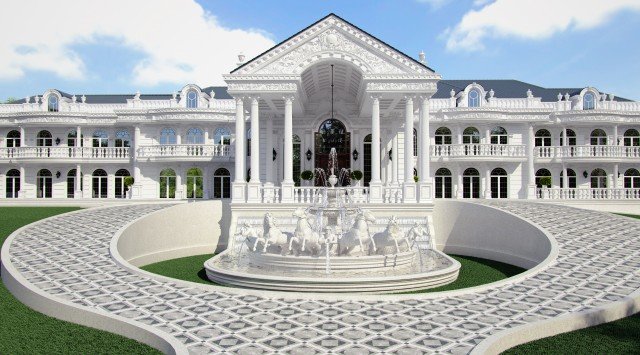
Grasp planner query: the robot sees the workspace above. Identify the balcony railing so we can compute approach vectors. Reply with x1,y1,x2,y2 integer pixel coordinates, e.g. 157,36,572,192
137,144,233,158
535,145,640,159
537,188,640,200
0,147,130,159
431,144,526,158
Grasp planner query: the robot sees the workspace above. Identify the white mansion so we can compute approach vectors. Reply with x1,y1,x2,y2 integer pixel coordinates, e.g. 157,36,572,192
1,14,639,203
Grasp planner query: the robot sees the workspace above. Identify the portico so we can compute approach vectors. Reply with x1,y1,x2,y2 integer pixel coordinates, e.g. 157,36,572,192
224,14,439,204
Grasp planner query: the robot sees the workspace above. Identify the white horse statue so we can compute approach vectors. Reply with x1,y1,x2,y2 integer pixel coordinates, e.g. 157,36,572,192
338,209,376,256
236,222,266,252
370,216,410,255
405,222,432,249
261,212,290,253
288,208,324,255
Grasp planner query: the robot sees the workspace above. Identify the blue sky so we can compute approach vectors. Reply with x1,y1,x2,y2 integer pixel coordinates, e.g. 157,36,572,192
1,0,639,101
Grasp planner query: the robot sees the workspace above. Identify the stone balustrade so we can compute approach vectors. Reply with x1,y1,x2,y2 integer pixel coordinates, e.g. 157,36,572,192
0,146,130,160
537,187,640,199
431,144,526,158
535,145,640,159
137,144,232,159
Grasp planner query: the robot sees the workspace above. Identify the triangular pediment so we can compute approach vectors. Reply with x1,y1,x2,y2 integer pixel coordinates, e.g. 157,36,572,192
231,14,435,76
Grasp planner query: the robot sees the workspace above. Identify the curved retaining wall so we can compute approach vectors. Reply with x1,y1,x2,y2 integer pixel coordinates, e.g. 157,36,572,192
117,200,231,266
433,200,554,269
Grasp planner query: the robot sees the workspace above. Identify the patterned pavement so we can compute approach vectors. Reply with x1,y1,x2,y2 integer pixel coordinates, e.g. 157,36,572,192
3,202,640,354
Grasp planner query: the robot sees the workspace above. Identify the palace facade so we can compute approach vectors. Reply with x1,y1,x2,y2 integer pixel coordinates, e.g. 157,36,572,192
1,14,639,203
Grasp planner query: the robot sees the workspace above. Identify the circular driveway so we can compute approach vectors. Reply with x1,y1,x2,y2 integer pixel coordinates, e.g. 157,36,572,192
2,202,640,354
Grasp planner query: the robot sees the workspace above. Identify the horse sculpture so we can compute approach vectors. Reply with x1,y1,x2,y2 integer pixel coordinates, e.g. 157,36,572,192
261,212,290,253
370,216,411,255
288,208,324,256
405,222,432,249
338,209,376,256
236,222,266,252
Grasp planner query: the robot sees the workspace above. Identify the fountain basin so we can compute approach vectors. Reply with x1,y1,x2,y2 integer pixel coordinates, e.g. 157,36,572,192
204,249,461,293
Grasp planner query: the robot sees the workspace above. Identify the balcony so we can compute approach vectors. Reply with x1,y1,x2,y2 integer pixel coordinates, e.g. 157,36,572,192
535,145,640,160
537,188,640,200
137,144,233,161
0,147,130,161
431,144,526,159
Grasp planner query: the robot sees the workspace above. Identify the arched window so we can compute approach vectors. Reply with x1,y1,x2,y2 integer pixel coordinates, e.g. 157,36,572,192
115,169,131,198
435,127,452,145
6,169,20,198
590,168,607,188
413,128,418,157
590,129,607,146
535,129,551,147
92,169,108,198
490,126,508,145
37,169,52,198
115,130,130,148
463,168,480,198
186,90,198,108
560,129,577,146
468,89,480,107
293,135,301,187
560,169,577,189
623,129,639,147
624,168,640,189
435,167,452,199
462,127,480,144
535,168,552,189
67,169,81,198
213,168,231,199
159,168,176,198
67,130,83,147
186,167,204,199
363,134,372,187
92,130,108,147
6,130,20,147
36,130,52,146
214,127,231,145
158,128,175,145
47,95,59,112
583,92,595,110
490,168,508,199
186,128,204,144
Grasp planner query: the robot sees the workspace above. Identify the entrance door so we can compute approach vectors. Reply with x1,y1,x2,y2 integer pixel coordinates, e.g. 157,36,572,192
314,118,351,186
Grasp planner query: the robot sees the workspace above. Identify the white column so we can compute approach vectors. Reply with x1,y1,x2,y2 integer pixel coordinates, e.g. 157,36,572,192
265,116,274,184
403,96,416,202
232,97,246,202
456,168,463,198
369,95,383,202
392,133,399,185
613,125,619,146
175,172,182,199
107,173,115,199
281,95,295,203
526,124,536,199
75,164,82,198
562,164,568,188
76,126,82,147
130,125,141,199
19,166,25,198
246,96,261,202
19,126,25,147
613,163,619,189
484,167,491,198
418,96,432,202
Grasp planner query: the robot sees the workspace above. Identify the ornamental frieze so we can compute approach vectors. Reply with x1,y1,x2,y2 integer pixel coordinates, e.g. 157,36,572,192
227,82,298,92
442,112,551,121
366,82,437,92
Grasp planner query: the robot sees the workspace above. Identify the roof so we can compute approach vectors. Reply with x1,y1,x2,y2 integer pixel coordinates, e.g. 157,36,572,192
231,13,436,74
433,79,632,102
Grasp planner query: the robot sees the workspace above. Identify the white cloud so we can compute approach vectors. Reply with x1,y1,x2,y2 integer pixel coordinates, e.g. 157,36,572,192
445,0,640,51
417,0,452,10
0,0,275,86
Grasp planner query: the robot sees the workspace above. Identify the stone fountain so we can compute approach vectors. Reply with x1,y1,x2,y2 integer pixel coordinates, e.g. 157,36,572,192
205,148,460,293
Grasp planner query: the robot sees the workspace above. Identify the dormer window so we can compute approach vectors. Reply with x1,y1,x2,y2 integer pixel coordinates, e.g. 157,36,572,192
468,89,480,108
47,95,59,112
186,90,198,108
583,92,595,110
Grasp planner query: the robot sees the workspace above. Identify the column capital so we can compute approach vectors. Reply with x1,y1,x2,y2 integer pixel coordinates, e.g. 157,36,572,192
282,94,295,102
248,95,261,103
403,94,417,102
369,93,383,101
417,95,430,103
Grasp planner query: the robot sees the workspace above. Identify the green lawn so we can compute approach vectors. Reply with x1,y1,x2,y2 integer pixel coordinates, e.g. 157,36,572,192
0,207,160,355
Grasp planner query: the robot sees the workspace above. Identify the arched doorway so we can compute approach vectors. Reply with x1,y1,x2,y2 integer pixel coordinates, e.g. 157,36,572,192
213,168,231,199
92,169,108,198
6,169,20,198
37,169,52,198
463,168,480,198
115,169,131,198
314,118,351,186
434,167,452,198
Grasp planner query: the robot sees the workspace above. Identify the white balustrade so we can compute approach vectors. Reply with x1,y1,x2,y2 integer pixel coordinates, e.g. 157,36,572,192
0,146,129,159
382,186,403,203
431,144,526,158
558,145,640,159
293,187,325,204
137,144,232,158
261,186,281,204
535,146,555,158
538,188,640,200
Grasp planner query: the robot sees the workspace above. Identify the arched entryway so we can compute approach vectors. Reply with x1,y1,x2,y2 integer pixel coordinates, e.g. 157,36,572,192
314,118,351,186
